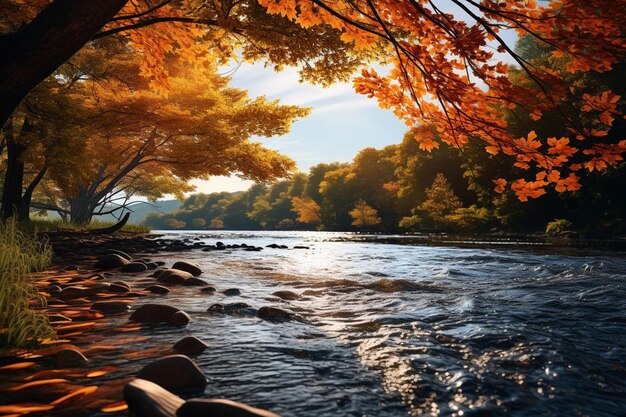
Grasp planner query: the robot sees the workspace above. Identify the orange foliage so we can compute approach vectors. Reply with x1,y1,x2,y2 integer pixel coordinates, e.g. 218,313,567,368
258,0,626,201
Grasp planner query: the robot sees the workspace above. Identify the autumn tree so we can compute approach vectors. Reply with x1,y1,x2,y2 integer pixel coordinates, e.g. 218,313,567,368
291,196,322,227
419,173,462,226
349,199,381,229
259,0,626,200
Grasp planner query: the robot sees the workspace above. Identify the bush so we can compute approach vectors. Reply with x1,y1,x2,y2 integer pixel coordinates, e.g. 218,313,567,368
444,205,492,232
545,219,573,236
0,219,55,348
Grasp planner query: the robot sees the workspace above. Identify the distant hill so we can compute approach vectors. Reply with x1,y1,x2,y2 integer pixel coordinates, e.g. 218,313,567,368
41,199,181,225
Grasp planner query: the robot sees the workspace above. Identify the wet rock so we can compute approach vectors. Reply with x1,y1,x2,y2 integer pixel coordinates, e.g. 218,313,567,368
257,306,294,323
130,303,182,324
207,303,224,313
183,277,208,286
124,378,184,417
245,246,262,252
216,241,225,247
109,283,131,293
222,288,241,296
47,314,71,322
113,280,132,291
48,285,62,296
272,290,300,300
177,399,282,417
266,243,280,249
136,355,206,394
146,285,170,295
172,261,202,277
53,348,88,367
88,273,107,281
64,265,79,271
59,283,111,301
94,253,129,269
155,261,166,266
200,286,216,293
173,336,209,354
92,301,131,313
167,311,191,327
121,262,148,273
157,269,194,285
146,262,159,270
223,302,257,316
109,249,132,260
293,245,309,250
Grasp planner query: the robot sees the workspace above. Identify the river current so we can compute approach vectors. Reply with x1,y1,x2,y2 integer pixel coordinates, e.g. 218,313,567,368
129,231,626,416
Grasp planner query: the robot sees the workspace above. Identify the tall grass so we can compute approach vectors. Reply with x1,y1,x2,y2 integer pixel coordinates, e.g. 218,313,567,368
25,218,150,233
0,219,55,348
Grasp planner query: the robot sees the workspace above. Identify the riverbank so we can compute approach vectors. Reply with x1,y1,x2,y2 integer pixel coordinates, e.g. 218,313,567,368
0,232,283,417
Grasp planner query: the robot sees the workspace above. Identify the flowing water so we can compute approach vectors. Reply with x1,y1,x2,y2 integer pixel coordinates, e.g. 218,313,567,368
120,231,626,416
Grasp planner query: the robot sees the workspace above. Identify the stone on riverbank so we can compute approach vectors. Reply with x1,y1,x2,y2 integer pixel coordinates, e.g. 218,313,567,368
171,261,202,277
157,269,194,285
59,283,111,301
130,303,186,325
94,253,129,269
53,348,88,367
121,262,149,273
124,378,184,417
222,288,241,296
146,285,170,295
109,249,132,260
137,355,207,394
177,399,282,417
173,336,209,354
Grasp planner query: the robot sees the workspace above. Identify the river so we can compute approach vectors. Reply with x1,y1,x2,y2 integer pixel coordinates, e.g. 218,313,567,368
118,231,626,416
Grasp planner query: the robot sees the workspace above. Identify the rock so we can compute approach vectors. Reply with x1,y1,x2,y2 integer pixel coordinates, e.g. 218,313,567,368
173,336,209,354
146,262,159,270
47,314,71,322
53,348,88,367
171,261,202,277
272,290,300,300
137,355,207,394
94,253,129,269
167,311,191,327
257,306,293,323
207,303,256,316
124,378,184,417
245,247,262,252
59,283,111,301
109,249,132,260
222,288,241,296
293,245,309,249
200,286,216,293
177,399,282,417
265,243,280,249
146,285,170,295
88,273,107,281
216,241,225,247
157,269,194,285
109,283,131,293
121,262,148,273
113,280,132,290
130,304,181,323
48,285,62,296
155,261,166,266
64,265,79,271
183,277,208,286
92,301,131,313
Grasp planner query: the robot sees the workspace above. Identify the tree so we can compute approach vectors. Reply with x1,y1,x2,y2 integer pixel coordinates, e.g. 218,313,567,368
291,196,322,226
419,173,462,226
349,199,381,229
259,0,626,199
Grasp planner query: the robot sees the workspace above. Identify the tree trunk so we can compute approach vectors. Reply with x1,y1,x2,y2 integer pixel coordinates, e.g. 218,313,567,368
0,0,128,129
18,166,48,221
1,141,27,220
69,194,95,225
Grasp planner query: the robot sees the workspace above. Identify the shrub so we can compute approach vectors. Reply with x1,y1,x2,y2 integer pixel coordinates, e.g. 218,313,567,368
0,219,55,348
545,219,573,236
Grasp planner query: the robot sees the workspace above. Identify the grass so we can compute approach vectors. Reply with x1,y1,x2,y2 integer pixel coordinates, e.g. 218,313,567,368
0,219,55,349
25,218,150,234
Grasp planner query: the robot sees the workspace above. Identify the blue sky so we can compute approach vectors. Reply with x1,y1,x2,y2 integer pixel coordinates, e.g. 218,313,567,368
190,63,408,194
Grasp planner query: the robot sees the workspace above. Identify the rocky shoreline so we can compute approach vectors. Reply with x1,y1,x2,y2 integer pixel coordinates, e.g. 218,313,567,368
0,232,292,417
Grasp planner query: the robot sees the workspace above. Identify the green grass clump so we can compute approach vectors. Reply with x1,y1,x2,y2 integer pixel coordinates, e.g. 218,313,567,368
25,218,150,233
0,219,55,348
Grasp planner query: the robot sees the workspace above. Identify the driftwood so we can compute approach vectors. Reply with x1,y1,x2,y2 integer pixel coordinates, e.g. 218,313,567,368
87,212,130,235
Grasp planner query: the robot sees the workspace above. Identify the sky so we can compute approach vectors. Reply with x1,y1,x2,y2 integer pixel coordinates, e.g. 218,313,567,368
190,62,408,194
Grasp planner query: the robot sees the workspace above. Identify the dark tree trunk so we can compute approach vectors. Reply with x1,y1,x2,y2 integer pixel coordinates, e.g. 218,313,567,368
0,0,128,129
18,166,48,221
1,141,27,220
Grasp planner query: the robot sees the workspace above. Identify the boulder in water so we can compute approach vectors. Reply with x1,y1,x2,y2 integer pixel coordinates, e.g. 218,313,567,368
222,288,241,296
121,262,148,273
136,355,206,394
91,301,131,314
177,399,282,417
257,306,294,323
130,304,183,324
171,261,202,277
272,290,300,300
157,269,194,285
146,285,170,295
94,253,129,269
167,311,191,327
173,336,209,354
124,378,184,417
